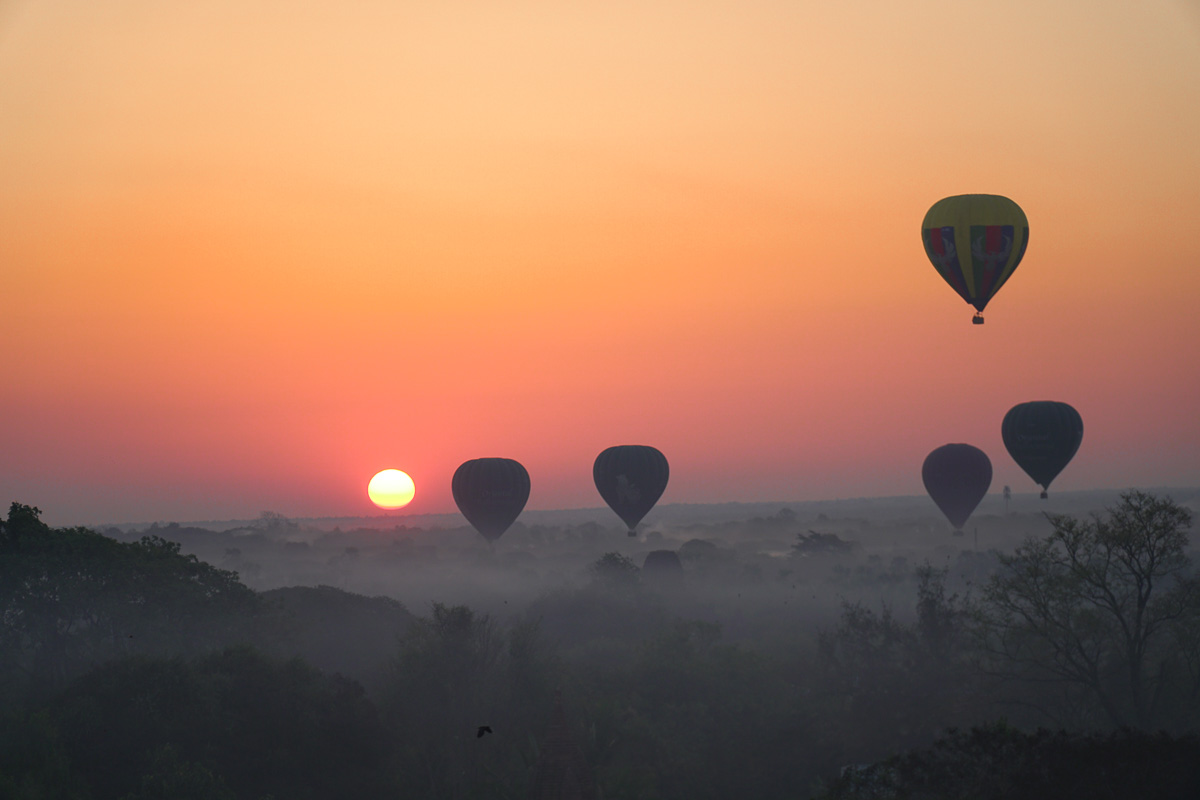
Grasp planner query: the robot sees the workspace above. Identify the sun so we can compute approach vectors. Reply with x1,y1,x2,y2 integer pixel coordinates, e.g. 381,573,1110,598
367,469,415,509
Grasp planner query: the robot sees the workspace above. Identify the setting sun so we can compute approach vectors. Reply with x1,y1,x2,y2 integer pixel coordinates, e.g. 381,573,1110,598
367,469,415,510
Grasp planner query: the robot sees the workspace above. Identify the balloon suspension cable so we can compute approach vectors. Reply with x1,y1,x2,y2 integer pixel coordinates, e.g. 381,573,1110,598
972,313,985,325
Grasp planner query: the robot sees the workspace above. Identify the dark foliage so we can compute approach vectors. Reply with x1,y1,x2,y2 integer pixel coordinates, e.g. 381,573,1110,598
792,531,857,556
815,565,985,763
818,723,1200,800
5,495,1200,799
588,552,640,588
0,503,260,703
581,620,814,800
973,491,1199,729
382,603,562,800
257,585,415,693
44,647,388,800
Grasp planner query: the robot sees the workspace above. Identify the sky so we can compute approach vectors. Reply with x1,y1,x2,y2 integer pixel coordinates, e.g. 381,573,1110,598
2,0,1199,526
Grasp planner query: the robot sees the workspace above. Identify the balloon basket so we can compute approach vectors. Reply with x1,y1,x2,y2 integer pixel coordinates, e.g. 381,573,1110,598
627,529,637,537
972,314,985,325
1040,491,1048,499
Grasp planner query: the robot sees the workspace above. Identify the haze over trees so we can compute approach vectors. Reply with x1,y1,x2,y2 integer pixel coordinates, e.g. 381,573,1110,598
973,491,1198,729
2,492,1199,798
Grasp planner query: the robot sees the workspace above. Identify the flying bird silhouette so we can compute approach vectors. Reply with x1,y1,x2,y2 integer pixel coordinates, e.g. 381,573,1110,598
476,726,492,738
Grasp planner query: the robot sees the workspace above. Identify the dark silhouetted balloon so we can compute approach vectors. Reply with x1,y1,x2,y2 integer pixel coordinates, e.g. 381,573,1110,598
922,444,992,533
593,445,669,536
1002,401,1084,499
452,458,530,543
922,194,1029,324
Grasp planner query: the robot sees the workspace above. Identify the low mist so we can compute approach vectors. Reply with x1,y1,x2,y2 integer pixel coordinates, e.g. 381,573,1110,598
6,488,1200,798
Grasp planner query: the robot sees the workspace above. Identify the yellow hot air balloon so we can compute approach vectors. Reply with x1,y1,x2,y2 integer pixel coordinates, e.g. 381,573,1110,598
921,194,1029,324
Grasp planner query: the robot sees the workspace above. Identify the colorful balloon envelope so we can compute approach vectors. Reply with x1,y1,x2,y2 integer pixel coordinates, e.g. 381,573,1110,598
922,444,992,534
593,445,669,537
1002,401,1084,498
921,194,1029,324
451,458,530,543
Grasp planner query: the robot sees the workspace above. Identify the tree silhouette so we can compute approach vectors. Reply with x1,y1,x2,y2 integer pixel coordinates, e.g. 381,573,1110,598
0,503,259,698
973,491,1198,728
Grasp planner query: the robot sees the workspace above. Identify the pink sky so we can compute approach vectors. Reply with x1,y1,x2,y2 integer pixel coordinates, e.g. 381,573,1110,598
2,1,1198,525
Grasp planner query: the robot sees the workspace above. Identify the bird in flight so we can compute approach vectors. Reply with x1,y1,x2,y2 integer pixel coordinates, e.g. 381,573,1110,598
477,726,493,738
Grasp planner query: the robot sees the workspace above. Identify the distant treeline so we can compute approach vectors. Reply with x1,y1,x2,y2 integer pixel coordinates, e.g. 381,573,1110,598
2,493,1198,799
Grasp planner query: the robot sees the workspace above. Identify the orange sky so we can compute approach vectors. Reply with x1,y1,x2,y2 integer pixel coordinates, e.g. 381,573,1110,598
3,0,1199,525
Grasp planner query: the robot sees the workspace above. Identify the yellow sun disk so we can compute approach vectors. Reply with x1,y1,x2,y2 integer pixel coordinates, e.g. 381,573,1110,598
368,469,415,509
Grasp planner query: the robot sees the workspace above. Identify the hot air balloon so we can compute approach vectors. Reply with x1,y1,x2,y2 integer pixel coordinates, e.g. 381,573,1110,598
921,194,1029,324
452,458,530,543
1002,401,1083,499
922,444,992,534
593,445,669,537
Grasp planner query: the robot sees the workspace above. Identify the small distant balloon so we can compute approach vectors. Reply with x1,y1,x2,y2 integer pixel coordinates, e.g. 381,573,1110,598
1002,401,1084,498
921,194,1029,324
593,445,669,537
922,444,992,534
451,458,530,543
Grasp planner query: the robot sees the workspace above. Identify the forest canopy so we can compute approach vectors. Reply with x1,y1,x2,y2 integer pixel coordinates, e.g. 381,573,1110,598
2,494,1198,799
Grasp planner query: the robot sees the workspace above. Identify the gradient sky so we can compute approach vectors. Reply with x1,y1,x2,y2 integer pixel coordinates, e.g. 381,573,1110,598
3,0,1199,526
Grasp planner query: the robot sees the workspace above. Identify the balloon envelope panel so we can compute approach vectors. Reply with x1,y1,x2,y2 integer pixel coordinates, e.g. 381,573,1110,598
452,458,530,542
1002,401,1084,492
922,194,1029,313
593,445,669,532
922,443,993,531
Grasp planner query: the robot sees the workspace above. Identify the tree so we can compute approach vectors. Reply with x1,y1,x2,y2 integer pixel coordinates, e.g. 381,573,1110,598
381,602,566,800
973,491,1198,729
817,566,979,762
384,604,508,799
792,531,856,556
589,552,640,588
121,745,237,800
256,585,416,695
817,723,1200,800
0,503,260,700
0,708,87,799
47,647,388,800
